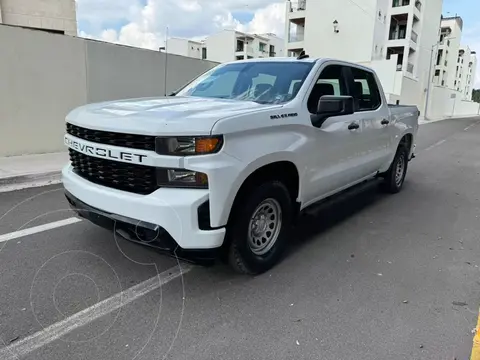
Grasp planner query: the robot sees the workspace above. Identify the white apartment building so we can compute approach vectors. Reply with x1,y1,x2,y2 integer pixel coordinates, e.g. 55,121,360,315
205,30,284,63
284,0,443,111
433,16,462,88
431,16,478,100
167,30,284,63
167,37,205,60
0,0,77,36
455,46,477,100
285,0,390,62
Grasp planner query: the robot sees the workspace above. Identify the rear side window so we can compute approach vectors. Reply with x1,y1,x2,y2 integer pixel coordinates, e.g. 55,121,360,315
350,67,381,111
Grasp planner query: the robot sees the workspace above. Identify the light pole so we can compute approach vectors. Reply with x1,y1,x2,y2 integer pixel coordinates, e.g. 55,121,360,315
424,34,455,120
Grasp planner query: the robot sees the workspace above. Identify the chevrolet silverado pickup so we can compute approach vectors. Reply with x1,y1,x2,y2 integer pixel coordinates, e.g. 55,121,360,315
63,55,419,275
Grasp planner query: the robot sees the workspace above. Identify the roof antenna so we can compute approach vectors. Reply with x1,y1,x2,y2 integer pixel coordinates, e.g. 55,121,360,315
297,50,309,60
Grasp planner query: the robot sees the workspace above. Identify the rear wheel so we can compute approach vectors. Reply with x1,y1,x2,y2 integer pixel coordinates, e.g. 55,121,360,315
227,181,293,275
381,145,409,193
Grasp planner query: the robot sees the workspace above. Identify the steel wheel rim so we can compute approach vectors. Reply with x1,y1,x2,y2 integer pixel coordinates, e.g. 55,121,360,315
395,154,405,187
248,198,282,256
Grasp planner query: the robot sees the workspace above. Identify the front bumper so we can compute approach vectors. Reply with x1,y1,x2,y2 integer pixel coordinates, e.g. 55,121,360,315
62,164,226,251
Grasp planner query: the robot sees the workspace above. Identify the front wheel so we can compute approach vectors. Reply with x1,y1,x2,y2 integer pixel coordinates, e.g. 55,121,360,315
380,145,409,193
227,181,293,275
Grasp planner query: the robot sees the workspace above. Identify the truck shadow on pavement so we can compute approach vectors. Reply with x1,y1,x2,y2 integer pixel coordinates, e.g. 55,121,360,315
286,180,390,259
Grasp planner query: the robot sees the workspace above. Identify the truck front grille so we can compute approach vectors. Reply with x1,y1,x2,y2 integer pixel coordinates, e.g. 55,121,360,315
66,123,156,151
69,149,159,195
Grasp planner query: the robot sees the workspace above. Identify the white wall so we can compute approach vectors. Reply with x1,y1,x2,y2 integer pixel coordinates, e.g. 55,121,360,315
427,85,480,120
362,56,399,95
0,25,86,157
0,25,218,157
167,38,203,59
288,0,379,62
262,33,285,57
167,38,189,57
372,0,389,60
204,30,236,63
0,0,77,35
413,0,443,116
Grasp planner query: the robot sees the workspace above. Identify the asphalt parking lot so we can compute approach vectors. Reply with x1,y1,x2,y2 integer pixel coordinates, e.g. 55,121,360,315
1,117,480,360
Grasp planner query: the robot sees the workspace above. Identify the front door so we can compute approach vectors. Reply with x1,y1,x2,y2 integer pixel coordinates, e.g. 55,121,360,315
302,64,367,206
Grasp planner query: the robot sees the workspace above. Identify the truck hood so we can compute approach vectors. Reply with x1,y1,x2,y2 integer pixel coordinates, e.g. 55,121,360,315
66,96,283,135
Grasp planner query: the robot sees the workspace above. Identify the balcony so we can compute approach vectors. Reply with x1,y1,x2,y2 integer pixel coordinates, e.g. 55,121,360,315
288,33,304,43
392,0,410,7
288,0,306,12
411,30,418,43
389,33,406,41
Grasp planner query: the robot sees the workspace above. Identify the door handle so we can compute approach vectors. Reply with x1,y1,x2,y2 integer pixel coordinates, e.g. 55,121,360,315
348,122,360,130
381,119,390,125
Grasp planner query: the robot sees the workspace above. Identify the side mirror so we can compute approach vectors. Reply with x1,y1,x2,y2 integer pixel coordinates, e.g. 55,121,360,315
312,95,355,127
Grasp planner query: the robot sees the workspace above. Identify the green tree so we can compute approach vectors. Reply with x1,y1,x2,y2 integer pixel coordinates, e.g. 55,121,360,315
473,89,480,103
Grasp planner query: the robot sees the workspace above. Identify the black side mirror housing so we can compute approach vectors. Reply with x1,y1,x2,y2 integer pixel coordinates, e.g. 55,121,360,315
312,95,355,127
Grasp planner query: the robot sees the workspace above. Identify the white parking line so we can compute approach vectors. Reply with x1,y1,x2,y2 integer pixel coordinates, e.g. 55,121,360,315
423,139,447,152
0,217,82,243
0,263,193,359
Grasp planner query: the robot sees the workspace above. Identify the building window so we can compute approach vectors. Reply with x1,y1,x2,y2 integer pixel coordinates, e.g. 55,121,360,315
259,42,266,53
236,40,244,52
202,48,207,60
269,44,276,57
435,70,440,76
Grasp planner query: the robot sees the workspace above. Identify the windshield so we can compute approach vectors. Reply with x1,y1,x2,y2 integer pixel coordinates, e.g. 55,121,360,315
175,61,315,104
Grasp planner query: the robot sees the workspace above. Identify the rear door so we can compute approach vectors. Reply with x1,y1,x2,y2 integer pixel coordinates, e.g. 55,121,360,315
346,66,391,174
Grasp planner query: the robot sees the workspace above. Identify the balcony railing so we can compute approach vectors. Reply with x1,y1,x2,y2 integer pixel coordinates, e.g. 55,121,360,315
289,34,305,42
389,32,406,40
289,0,307,12
407,63,414,73
392,0,410,7
411,30,418,43
236,46,244,52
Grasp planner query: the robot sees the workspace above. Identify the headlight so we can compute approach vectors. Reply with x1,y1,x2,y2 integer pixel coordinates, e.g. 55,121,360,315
155,136,223,156
156,168,208,189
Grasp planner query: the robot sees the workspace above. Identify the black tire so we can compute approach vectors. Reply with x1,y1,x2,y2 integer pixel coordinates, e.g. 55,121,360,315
227,181,293,275
381,145,409,194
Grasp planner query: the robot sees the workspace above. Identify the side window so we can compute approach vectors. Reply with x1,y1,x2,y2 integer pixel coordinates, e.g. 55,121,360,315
350,67,382,111
307,65,348,113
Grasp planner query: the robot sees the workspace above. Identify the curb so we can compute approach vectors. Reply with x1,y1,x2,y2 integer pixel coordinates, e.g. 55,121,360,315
0,170,62,193
471,308,480,360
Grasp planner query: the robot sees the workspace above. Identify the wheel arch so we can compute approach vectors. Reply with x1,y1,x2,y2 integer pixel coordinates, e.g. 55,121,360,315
227,160,301,226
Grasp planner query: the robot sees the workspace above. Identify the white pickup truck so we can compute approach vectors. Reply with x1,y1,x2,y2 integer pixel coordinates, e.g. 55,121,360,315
63,55,419,274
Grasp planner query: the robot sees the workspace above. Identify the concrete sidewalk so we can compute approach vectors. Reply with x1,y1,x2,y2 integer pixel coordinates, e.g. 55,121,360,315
0,152,67,192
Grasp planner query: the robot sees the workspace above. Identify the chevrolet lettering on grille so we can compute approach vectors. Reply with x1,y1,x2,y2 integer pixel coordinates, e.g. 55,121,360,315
64,135,147,164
